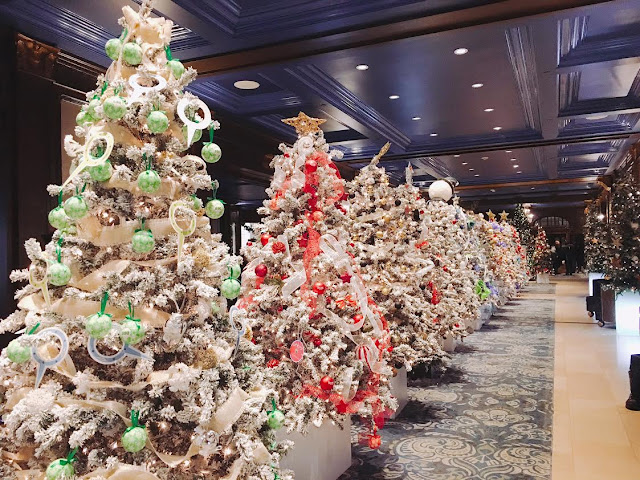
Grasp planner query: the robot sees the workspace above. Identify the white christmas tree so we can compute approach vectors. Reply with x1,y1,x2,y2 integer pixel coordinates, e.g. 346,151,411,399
0,3,286,479
236,113,395,450
346,160,444,371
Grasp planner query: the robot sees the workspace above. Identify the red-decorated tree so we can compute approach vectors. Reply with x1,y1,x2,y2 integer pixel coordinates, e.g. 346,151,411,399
236,113,395,448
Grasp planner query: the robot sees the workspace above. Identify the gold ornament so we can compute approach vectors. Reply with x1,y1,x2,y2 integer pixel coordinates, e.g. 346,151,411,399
487,210,496,221
383,215,391,223
192,248,211,268
381,287,390,295
376,231,384,239
281,112,326,136
195,346,220,369
499,210,509,222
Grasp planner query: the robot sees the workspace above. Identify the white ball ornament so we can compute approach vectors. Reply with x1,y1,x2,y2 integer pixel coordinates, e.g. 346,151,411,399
428,179,454,202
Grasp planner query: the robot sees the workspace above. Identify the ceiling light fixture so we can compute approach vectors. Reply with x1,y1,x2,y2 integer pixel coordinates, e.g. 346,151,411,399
472,83,484,88
517,171,522,174
389,95,399,100
454,154,460,158
356,64,369,71
481,156,488,160
454,48,469,55
430,133,438,137
469,168,474,171
506,150,512,153
513,164,519,168
490,189,496,193
510,158,516,161
493,126,502,131
412,116,421,120
462,162,468,165
233,80,260,90
484,108,494,112
474,174,480,177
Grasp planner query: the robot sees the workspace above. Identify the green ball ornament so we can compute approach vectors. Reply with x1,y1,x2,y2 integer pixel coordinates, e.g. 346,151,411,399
64,195,88,220
105,38,122,61
267,409,285,429
45,459,75,480
220,278,241,300
228,264,241,279
137,169,162,193
132,229,155,254
76,110,92,126
205,199,225,219
202,143,222,164
6,338,31,364
89,160,113,182
48,206,71,230
167,59,185,79
120,319,146,345
103,96,127,120
122,426,147,453
87,98,102,120
182,125,202,143
48,262,72,287
147,111,169,134
85,312,113,339
122,42,143,66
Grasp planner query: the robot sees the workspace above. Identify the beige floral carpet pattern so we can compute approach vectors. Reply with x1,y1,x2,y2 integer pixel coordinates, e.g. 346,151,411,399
341,287,554,480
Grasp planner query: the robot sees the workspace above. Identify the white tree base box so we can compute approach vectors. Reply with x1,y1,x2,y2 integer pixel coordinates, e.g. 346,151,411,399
480,304,492,324
390,366,408,419
614,290,640,336
442,335,456,353
588,272,605,296
277,416,352,480
536,273,550,284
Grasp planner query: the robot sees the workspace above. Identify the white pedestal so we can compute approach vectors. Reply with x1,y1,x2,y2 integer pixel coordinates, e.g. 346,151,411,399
614,290,640,336
589,272,605,296
536,273,550,284
480,304,492,324
442,335,456,353
390,366,408,419
277,417,352,480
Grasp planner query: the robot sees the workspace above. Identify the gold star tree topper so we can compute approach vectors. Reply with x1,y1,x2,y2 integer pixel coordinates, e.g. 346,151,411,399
499,211,509,222
487,210,496,221
282,112,327,136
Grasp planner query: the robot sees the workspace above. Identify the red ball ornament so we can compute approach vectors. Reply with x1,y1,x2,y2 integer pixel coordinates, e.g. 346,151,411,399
312,210,324,222
247,241,253,246
267,359,280,368
443,266,449,272
255,264,268,278
368,434,382,450
305,159,318,172
260,233,271,246
352,314,364,324
320,376,334,391
312,282,326,294
313,338,322,347
272,241,286,254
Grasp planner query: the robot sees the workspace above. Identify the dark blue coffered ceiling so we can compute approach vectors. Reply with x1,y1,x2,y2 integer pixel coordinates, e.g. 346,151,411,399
1,0,639,208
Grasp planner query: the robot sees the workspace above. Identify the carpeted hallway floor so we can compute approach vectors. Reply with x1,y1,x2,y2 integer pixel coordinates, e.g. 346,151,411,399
341,285,555,479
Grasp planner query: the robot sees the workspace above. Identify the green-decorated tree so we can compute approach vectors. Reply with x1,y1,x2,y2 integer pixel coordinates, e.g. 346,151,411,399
584,202,611,274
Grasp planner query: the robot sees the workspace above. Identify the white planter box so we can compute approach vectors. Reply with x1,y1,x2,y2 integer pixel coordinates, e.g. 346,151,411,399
536,273,550,284
390,366,408,419
442,335,456,353
277,417,352,480
614,290,640,336
589,272,605,296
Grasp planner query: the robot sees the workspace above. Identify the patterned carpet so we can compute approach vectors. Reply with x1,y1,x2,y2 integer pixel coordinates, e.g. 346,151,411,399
341,289,555,480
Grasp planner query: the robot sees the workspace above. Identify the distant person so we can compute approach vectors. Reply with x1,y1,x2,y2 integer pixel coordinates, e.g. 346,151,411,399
565,242,576,275
552,240,564,275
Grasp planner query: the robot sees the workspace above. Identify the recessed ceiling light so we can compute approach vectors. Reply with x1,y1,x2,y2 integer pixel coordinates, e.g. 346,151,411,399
585,114,608,120
474,174,480,177
389,94,399,100
484,108,494,112
233,80,260,90
481,156,488,160
412,116,421,121
513,164,519,168
430,133,438,137
493,126,502,131
510,158,516,161
490,189,496,192
469,168,474,171
454,154,460,158
454,48,469,55
356,64,369,71
472,83,484,88
506,150,512,153
462,162,468,165
517,171,522,174
531,187,535,190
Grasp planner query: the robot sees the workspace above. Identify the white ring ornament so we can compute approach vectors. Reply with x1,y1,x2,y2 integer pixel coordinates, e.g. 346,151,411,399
177,98,211,147
88,337,152,365
169,200,197,262
29,263,51,308
63,132,115,187
31,327,69,388
228,305,247,358
127,73,167,103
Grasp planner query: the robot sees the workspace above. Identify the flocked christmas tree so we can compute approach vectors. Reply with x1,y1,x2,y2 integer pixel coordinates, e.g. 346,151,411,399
346,157,444,371
0,3,286,479
532,228,552,274
607,171,640,292
509,203,535,273
584,202,611,274
237,113,395,449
